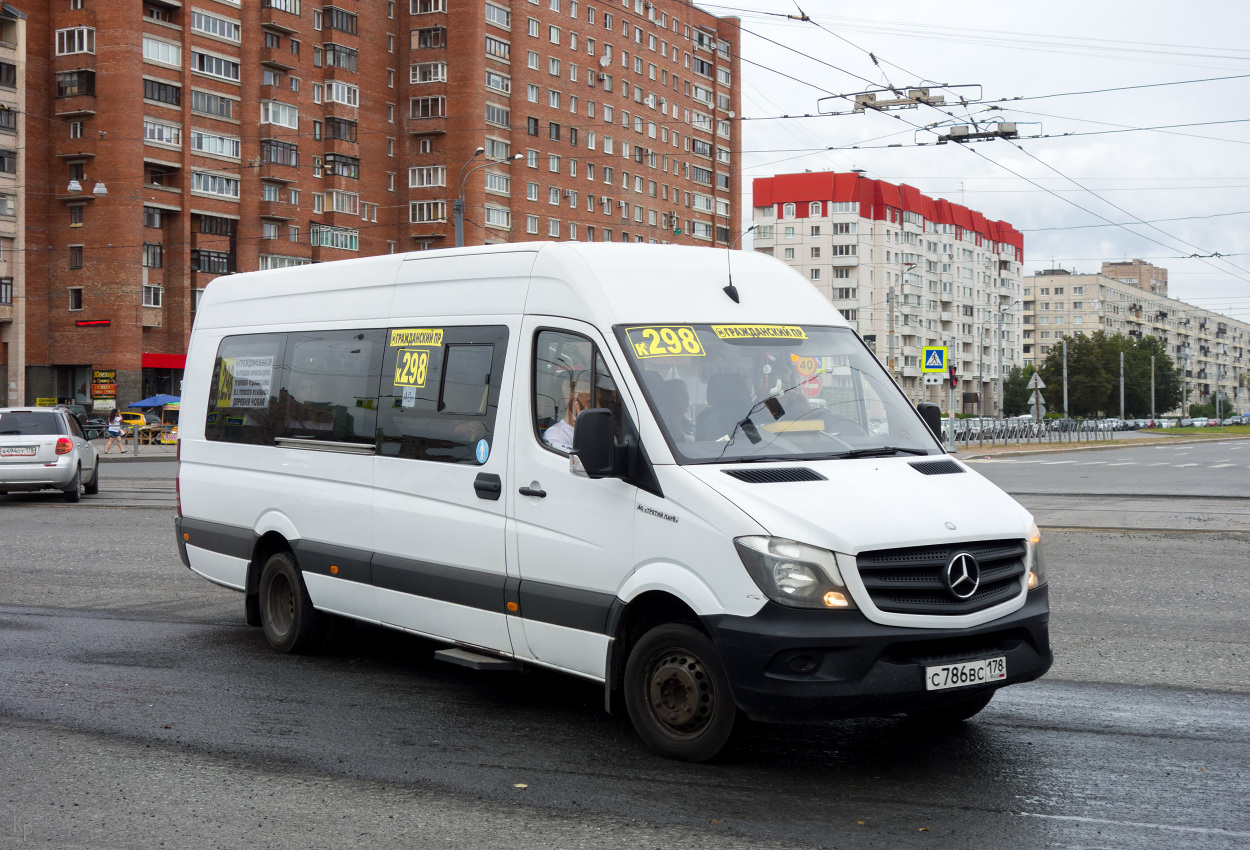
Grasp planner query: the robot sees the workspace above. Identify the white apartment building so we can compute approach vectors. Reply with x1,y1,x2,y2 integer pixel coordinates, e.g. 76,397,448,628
1025,265,1249,415
752,172,1025,414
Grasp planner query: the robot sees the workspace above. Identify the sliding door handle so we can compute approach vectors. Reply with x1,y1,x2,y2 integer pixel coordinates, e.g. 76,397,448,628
518,486,547,498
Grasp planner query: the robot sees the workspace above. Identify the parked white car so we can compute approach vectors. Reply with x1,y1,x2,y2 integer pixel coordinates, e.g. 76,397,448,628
0,407,100,501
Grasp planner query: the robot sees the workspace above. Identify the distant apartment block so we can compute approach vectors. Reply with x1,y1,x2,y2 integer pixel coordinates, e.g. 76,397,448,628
1025,264,1248,414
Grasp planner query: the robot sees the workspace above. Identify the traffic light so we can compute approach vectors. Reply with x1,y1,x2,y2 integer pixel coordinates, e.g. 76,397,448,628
949,365,958,389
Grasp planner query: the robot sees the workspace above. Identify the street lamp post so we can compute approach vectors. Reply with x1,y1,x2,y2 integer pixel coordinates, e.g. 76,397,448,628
454,148,525,248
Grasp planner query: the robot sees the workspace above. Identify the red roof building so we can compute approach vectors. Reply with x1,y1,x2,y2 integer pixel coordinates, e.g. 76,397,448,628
751,171,1026,414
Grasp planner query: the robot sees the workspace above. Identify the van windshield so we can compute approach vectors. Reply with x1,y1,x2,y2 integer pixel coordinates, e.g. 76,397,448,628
615,324,939,464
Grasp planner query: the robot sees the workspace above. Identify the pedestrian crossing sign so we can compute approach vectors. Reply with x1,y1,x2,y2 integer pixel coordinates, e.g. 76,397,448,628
921,346,947,373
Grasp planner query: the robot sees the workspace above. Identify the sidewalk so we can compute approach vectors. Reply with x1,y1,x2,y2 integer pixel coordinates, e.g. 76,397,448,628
91,437,178,462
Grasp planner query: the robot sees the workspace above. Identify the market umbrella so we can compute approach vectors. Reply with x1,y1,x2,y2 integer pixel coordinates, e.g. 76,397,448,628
127,394,181,408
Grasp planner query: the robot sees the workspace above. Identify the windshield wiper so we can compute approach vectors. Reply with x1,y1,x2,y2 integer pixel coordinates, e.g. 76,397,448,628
832,446,931,459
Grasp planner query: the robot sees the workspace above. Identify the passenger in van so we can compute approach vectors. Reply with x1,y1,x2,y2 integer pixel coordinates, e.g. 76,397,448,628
695,372,752,441
542,370,589,453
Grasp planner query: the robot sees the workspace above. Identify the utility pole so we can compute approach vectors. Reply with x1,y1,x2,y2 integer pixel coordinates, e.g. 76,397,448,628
1151,356,1156,419
1125,347,1135,422
996,308,1005,418
886,287,895,385
1062,337,1069,419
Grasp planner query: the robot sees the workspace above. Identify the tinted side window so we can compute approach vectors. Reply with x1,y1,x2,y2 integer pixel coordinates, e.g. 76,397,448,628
378,325,509,464
532,330,625,455
277,330,385,444
206,334,287,444
0,411,64,436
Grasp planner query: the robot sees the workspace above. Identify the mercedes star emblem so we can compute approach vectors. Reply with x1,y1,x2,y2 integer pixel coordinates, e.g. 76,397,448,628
944,522,957,530
944,551,981,600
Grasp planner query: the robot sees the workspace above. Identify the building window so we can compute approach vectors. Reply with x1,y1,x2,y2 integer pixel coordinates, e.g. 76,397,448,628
323,44,359,71
56,71,96,98
191,50,241,81
143,285,163,308
69,246,83,270
411,0,446,10
325,81,360,106
409,96,446,118
486,2,510,27
325,153,360,179
190,130,241,159
526,214,539,234
190,249,233,274
260,100,299,129
190,89,232,118
323,6,359,34
260,139,299,166
144,206,162,228
69,287,83,310
413,27,447,49
484,138,510,159
191,172,241,199
411,61,447,83
0,278,11,305
485,35,510,60
409,165,446,187
190,10,241,42
56,27,96,56
484,206,511,228
325,117,357,141
409,201,447,223
69,205,84,227
486,70,511,93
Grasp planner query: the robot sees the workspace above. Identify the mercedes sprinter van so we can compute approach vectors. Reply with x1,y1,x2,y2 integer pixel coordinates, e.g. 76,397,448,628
176,243,1052,761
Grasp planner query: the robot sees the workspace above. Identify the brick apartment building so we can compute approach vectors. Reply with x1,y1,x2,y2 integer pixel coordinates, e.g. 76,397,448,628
752,172,1025,414
21,0,741,408
0,3,25,407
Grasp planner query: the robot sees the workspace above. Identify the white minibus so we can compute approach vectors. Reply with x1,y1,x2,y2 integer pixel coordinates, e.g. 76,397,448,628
176,243,1051,761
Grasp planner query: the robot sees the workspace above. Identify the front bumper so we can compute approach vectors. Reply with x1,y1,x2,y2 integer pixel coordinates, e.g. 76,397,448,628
703,587,1052,722
0,456,76,491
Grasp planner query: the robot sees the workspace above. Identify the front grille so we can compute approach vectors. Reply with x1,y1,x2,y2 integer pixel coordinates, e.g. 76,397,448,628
854,538,1027,615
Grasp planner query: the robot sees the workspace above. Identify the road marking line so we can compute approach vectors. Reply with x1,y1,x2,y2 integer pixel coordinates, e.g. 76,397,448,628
1041,461,1079,465
1148,462,1171,466
1174,463,1199,467
1014,812,1250,839
1105,462,1137,465
1211,464,1236,468
1081,461,1108,465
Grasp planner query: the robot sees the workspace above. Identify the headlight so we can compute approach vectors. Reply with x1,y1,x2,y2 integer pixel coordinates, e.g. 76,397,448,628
1027,522,1047,590
734,536,857,609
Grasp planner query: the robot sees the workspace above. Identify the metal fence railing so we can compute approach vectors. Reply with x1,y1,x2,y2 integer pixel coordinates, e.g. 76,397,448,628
943,417,1121,450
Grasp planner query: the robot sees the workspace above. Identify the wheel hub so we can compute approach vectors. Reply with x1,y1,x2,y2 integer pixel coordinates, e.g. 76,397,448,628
647,652,713,736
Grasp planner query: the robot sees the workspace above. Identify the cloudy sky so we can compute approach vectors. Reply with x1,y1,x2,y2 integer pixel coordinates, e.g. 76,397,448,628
719,0,1250,319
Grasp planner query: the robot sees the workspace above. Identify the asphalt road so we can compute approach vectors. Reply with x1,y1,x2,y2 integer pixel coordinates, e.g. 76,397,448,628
1,452,1248,848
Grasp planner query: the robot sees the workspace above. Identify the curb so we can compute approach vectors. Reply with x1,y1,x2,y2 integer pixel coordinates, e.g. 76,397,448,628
955,434,1250,459
97,454,178,464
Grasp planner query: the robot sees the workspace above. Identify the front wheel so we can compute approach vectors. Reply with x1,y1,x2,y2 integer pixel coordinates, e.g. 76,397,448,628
905,691,994,725
623,623,738,762
258,551,326,653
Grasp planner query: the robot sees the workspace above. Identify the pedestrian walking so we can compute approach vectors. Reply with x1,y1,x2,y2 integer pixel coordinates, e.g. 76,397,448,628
104,408,127,454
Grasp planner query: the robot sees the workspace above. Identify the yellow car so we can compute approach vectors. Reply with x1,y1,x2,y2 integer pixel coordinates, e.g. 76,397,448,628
119,412,146,431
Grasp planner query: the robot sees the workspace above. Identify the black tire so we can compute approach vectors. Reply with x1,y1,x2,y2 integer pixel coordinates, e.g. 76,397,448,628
623,623,738,762
258,551,326,653
906,691,994,725
83,462,100,495
62,466,82,503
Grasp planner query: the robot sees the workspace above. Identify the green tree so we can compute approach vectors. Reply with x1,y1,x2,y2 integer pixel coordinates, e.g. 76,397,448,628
1188,402,1216,419
1035,331,1181,417
1002,365,1037,416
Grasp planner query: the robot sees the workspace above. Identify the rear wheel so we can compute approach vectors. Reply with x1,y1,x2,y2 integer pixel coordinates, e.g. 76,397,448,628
906,691,994,724
62,466,81,503
83,463,100,495
623,623,738,762
258,551,326,653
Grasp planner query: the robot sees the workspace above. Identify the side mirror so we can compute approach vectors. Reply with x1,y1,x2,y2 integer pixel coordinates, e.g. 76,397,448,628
917,402,942,443
571,407,618,478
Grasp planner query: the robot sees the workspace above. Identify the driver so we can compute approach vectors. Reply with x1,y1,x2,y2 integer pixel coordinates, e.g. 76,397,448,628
542,370,590,453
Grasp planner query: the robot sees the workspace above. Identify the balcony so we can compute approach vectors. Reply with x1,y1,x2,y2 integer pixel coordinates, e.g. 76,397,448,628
406,116,447,135
260,45,297,71
257,200,296,220
940,312,953,322
259,161,298,183
141,307,163,328
323,99,359,122
56,135,97,159
55,94,96,117
0,303,11,323
260,0,302,32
